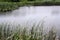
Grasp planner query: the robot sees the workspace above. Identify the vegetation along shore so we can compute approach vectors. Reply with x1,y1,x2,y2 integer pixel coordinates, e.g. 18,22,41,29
0,0,60,12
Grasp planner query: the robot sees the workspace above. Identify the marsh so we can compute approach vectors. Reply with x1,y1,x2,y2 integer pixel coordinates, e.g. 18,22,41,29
0,6,60,40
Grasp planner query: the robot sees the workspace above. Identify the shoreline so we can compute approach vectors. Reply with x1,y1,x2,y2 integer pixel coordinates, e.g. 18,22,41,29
0,2,60,12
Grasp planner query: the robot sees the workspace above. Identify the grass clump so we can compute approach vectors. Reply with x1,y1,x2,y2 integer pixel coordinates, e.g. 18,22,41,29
0,22,59,40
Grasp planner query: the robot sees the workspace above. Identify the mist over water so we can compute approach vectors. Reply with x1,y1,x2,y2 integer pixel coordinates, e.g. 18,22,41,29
0,6,60,36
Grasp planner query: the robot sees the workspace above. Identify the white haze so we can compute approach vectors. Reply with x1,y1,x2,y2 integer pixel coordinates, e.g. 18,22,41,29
0,6,60,36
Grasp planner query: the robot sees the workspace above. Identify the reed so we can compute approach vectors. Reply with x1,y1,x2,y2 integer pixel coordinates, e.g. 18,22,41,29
0,22,59,40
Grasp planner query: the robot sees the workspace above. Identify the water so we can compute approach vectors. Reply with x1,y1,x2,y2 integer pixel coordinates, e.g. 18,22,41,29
0,6,60,36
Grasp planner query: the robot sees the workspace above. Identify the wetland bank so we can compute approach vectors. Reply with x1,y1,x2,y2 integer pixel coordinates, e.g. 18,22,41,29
0,0,60,40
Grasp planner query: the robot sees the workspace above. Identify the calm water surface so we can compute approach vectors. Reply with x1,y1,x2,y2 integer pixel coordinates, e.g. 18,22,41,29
0,6,60,36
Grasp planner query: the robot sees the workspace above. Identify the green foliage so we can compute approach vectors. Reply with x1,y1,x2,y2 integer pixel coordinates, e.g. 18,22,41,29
0,2,19,12
0,0,60,12
0,0,60,2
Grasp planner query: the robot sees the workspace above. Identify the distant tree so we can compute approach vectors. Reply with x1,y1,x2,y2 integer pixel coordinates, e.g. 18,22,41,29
20,0,28,2
52,0,56,2
11,0,20,2
35,0,42,1
28,0,35,1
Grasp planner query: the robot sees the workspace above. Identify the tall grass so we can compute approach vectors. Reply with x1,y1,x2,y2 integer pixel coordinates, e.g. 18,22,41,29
0,22,59,40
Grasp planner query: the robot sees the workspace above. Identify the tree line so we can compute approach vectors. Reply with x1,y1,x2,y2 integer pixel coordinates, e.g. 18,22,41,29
0,0,57,2
0,0,35,2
